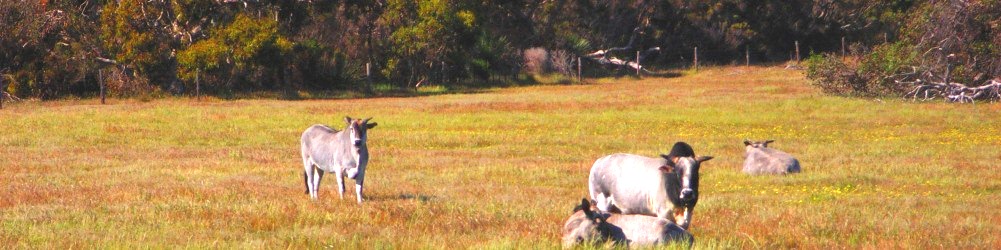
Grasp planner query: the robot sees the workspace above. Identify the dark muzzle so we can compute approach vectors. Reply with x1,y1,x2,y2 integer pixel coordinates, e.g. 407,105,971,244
679,188,695,201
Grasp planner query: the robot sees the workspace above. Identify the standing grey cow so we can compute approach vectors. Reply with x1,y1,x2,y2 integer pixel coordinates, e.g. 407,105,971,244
301,117,377,203
742,139,801,175
562,199,694,248
588,142,712,230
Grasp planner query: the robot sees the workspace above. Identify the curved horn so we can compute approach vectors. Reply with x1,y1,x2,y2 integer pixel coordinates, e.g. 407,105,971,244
362,117,373,124
579,199,599,220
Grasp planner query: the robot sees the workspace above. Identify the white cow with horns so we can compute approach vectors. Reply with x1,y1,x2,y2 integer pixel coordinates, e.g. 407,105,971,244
300,117,377,203
588,142,713,230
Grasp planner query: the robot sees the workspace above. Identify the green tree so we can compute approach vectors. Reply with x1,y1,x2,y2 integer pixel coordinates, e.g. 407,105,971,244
99,0,174,90
382,0,478,86
177,13,292,91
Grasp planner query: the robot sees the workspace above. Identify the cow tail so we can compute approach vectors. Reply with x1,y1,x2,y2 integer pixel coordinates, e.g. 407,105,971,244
303,170,309,194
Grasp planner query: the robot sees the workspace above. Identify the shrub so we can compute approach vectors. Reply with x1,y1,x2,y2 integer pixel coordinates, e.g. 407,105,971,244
805,54,869,96
805,43,916,97
523,47,549,75
549,49,574,77
101,67,156,97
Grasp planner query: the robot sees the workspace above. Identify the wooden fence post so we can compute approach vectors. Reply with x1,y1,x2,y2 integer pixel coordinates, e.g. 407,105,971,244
195,69,201,101
795,41,800,64
99,69,105,104
366,62,372,91
945,54,955,87
635,50,641,77
577,56,582,82
694,47,698,72
745,46,750,67
841,37,846,57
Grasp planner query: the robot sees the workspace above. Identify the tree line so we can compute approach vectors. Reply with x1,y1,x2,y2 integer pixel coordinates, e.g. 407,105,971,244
1,0,995,99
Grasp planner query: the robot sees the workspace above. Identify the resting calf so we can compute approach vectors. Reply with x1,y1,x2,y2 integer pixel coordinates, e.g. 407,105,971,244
562,199,694,248
742,139,801,175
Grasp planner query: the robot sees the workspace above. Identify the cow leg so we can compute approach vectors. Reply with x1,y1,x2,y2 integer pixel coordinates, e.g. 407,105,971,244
354,173,365,204
679,207,694,230
310,169,324,200
685,207,694,229
315,170,324,196
335,170,345,200
302,171,309,194
306,168,317,199
673,208,688,229
303,158,315,198
592,194,611,213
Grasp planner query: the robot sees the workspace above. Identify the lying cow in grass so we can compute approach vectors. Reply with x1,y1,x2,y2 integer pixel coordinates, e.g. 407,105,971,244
742,139,801,175
588,142,713,230
562,198,694,248
301,117,377,203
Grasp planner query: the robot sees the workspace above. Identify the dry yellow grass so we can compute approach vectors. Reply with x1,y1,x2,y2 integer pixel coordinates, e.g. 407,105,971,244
1,65,999,248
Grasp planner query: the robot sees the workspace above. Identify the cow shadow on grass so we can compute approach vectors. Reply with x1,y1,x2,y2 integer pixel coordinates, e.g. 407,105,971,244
367,193,436,202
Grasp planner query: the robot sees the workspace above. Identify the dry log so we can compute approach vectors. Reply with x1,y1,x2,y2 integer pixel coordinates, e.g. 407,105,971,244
582,27,661,74
585,47,660,74
95,57,118,65
906,79,1001,103
2,91,22,102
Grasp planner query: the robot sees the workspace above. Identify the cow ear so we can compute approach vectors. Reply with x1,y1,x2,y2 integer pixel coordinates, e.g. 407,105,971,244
366,122,378,129
659,154,677,166
743,139,751,146
696,156,714,162
659,165,674,173
573,199,586,213
580,199,597,219
344,116,352,124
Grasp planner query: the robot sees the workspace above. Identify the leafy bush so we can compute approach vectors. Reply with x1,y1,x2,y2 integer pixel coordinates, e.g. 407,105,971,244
549,50,574,77
858,41,919,95
523,47,549,75
806,42,919,97
805,54,868,96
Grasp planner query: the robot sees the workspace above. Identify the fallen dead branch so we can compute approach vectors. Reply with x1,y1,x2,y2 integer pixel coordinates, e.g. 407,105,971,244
903,79,1001,103
582,28,660,74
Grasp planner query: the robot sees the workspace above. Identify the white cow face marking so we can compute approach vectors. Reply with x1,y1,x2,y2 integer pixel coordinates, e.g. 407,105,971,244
670,155,712,203
344,117,377,158
676,158,697,201
349,124,363,147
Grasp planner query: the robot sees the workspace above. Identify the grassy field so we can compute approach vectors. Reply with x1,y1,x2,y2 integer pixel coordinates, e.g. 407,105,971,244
2,66,1000,248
